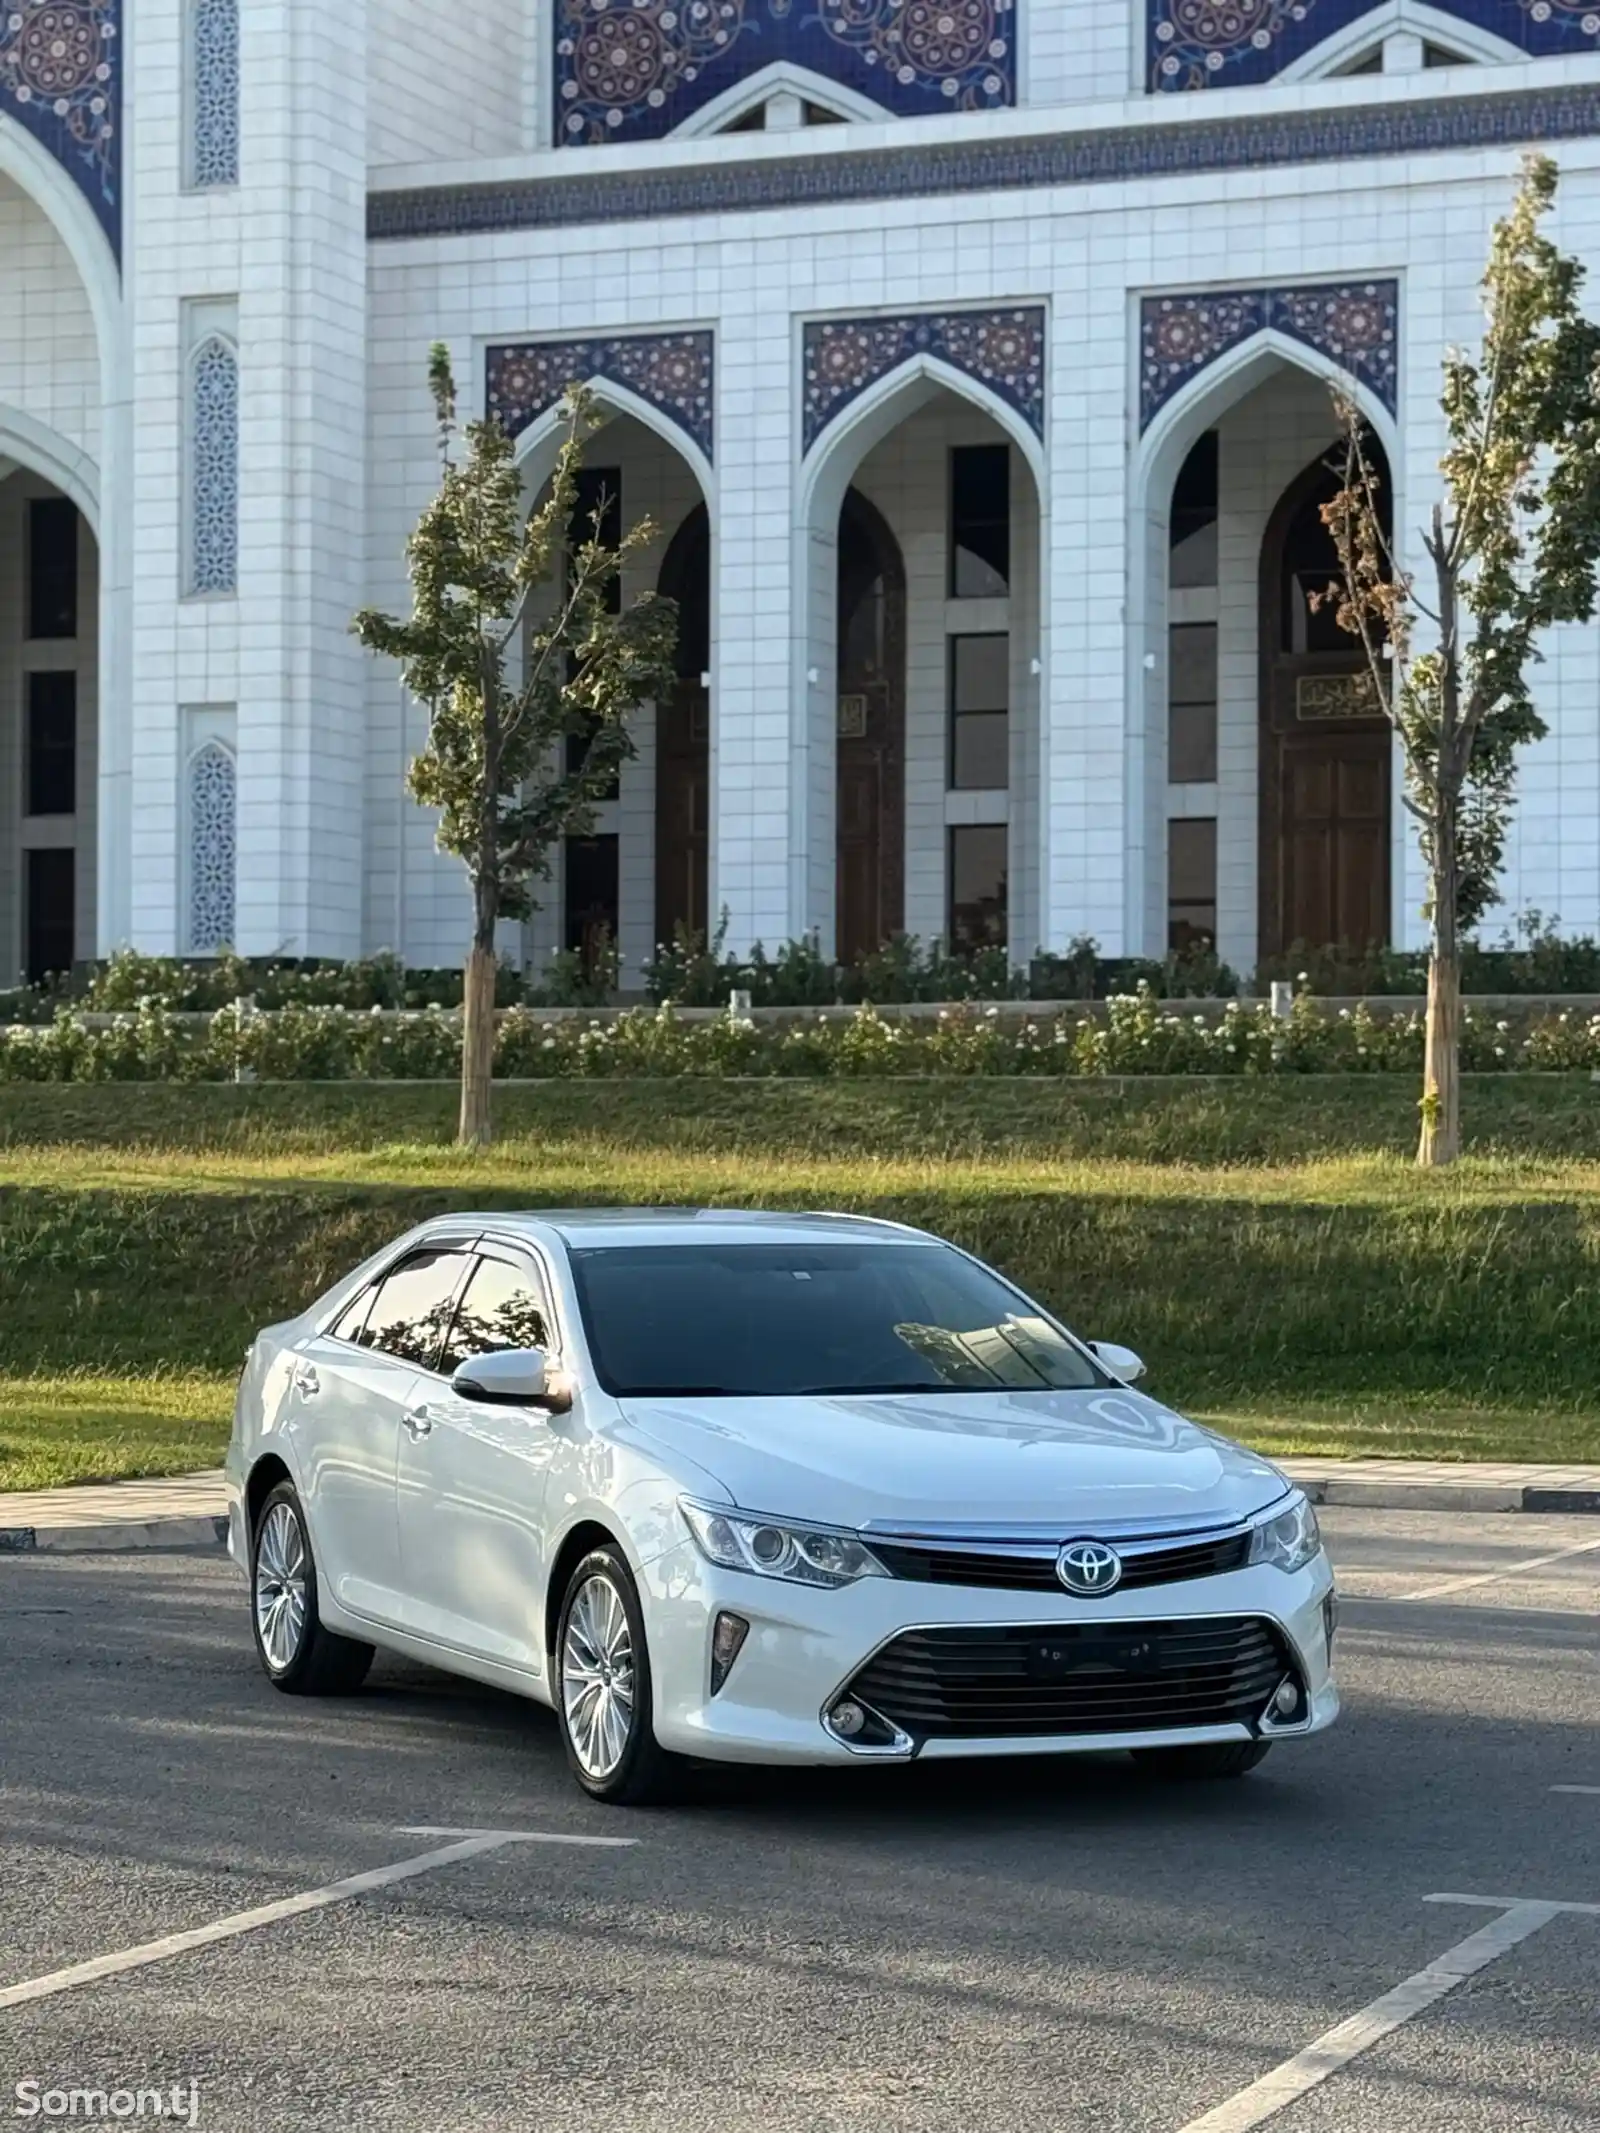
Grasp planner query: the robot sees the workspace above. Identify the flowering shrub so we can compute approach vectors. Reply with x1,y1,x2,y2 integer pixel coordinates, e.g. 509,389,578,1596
3,987,1600,1082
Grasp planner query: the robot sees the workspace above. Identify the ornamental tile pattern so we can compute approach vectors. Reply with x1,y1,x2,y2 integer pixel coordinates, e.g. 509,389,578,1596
188,336,240,594
802,307,1044,451
1149,0,1600,91
189,0,239,189
553,0,1013,145
0,0,119,252
486,332,715,462
368,84,1600,241
187,741,237,954
1139,279,1398,428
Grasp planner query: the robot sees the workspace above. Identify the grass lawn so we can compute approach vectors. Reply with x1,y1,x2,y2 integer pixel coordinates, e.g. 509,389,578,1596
3,1077,1599,1489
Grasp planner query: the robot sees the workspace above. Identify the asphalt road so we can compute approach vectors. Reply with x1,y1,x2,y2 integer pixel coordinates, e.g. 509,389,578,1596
1,1508,1597,2133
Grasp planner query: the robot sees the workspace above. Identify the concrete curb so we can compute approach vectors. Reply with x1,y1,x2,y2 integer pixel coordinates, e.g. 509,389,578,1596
0,1516,229,1556
1295,1481,1600,1515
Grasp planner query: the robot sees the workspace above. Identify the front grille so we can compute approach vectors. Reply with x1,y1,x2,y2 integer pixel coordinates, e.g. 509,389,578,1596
871,1530,1252,1594
845,1617,1288,1740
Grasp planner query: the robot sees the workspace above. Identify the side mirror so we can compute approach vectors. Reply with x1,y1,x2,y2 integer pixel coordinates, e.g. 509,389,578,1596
1089,1341,1147,1383
451,1348,564,1408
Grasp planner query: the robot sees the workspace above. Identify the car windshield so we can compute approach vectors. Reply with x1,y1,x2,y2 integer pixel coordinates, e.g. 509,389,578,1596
567,1241,1108,1398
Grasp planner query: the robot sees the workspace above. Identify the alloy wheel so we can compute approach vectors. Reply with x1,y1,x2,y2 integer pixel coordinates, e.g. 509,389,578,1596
560,1572,637,1781
254,1501,309,1673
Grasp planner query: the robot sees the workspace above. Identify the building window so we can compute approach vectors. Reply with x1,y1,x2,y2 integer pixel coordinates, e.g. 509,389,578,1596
1168,817,1217,953
27,498,78,640
188,0,240,188
567,467,622,792
25,849,75,985
187,740,238,952
188,334,239,596
1170,431,1218,590
950,444,1009,597
1168,623,1218,784
950,634,1009,790
25,673,77,817
565,834,619,961
949,825,1007,951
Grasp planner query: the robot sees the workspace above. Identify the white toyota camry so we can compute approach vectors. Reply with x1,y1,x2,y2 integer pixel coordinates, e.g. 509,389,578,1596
226,1209,1338,1804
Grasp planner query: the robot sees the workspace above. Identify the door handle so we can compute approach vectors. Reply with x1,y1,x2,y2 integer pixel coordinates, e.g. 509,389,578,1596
293,1363,320,1399
402,1406,434,1440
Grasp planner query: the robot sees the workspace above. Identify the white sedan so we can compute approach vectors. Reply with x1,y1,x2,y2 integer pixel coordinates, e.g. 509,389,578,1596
226,1209,1338,1804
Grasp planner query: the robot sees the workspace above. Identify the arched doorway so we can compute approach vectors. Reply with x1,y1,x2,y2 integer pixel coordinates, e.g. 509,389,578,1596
834,487,905,964
654,501,710,947
1258,446,1392,958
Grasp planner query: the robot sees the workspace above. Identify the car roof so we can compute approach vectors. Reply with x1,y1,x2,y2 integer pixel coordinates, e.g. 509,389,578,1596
432,1208,935,1251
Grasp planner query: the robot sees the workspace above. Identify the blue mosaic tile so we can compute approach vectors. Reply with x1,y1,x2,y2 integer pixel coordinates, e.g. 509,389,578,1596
1140,279,1398,427
1,0,119,255
368,84,1600,243
554,0,1013,145
486,331,715,461
1151,0,1600,92
802,306,1044,450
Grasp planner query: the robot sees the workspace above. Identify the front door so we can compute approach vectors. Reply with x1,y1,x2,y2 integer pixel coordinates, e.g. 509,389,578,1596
655,680,708,948
834,490,905,965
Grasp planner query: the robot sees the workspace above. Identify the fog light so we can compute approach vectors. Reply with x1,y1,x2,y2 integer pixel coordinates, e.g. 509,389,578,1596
709,1611,749,1696
828,1699,867,1739
1272,1679,1303,1719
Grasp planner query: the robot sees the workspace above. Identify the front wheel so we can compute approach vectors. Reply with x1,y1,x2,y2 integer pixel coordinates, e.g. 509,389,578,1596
250,1482,373,1695
555,1547,682,1805
1131,1741,1272,1781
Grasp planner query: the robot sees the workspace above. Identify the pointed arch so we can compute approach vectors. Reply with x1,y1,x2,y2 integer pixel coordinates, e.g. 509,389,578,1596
1277,0,1522,75
509,375,716,508
671,62,891,135
0,403,99,531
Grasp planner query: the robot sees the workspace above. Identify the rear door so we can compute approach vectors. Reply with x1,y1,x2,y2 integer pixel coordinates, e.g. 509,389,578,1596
290,1245,473,1627
395,1248,563,1673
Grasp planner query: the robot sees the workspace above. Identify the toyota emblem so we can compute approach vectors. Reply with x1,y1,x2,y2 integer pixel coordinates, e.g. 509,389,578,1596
1056,1539,1123,1596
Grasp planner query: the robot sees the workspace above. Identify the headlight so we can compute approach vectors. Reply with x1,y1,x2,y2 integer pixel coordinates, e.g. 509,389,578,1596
1248,1491,1322,1574
679,1499,888,1588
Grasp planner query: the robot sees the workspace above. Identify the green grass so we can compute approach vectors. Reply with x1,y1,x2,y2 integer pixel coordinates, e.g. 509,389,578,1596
3,1077,1599,1490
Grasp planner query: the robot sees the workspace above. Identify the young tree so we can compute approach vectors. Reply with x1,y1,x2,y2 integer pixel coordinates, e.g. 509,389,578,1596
1321,156,1600,1166
355,350,678,1145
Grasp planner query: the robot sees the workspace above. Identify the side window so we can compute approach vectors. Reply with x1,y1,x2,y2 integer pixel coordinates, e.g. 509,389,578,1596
328,1284,377,1345
441,1255,553,1378
360,1249,472,1372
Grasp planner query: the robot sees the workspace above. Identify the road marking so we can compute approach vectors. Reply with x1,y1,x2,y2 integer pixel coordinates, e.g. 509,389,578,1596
399,1825,638,1846
0,1828,635,2013
1398,1533,1600,1602
1173,1898,1580,2133
1551,1786,1600,1797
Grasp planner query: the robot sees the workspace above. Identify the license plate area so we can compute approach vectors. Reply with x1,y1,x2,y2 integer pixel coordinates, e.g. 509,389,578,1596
1026,1630,1163,1680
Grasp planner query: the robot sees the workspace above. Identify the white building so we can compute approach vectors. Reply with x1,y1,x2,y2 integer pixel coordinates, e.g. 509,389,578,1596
4,1,1600,987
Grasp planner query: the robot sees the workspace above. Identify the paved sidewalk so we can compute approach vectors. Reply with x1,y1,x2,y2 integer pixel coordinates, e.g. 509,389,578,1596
3,1458,1600,1552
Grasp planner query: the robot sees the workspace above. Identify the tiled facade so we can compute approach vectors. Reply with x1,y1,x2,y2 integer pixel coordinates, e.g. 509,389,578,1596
6,0,1600,987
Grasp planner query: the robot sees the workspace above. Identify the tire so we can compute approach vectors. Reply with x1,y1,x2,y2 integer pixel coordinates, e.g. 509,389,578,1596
555,1546,682,1805
250,1481,373,1696
1131,1741,1272,1782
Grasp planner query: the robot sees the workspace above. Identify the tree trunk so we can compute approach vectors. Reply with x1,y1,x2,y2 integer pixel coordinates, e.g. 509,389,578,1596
1418,814,1462,1168
459,934,498,1147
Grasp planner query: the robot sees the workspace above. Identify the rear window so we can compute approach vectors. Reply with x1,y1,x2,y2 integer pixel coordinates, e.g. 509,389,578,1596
568,1241,1106,1399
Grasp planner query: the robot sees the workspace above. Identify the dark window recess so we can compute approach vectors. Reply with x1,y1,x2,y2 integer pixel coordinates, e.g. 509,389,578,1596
950,444,1009,597
803,100,845,123
329,1284,378,1345
1170,431,1218,590
28,497,78,640
24,847,75,985
1167,623,1218,785
1423,41,1471,64
358,1249,472,1371
949,824,1007,952
1168,817,1218,953
567,468,622,792
25,672,77,816
950,634,1009,790
565,833,619,960
440,1256,553,1377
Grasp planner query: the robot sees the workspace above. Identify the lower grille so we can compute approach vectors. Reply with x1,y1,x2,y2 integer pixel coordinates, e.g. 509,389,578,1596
872,1531,1251,1593
845,1617,1289,1740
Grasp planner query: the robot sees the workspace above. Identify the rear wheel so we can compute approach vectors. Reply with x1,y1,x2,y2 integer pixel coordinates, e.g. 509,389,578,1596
1131,1741,1272,1781
250,1482,373,1695
555,1547,682,1805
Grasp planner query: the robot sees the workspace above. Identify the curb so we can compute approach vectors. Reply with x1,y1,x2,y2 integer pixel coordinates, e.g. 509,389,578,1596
1295,1481,1600,1515
0,1516,229,1556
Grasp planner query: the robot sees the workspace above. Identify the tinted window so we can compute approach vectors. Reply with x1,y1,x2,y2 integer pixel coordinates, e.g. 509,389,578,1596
360,1249,470,1371
26,672,77,816
28,498,78,640
441,1256,553,1377
569,1242,1106,1398
950,445,1009,597
329,1284,377,1345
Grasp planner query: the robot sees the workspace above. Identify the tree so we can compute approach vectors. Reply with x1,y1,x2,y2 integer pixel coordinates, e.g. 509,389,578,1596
355,349,678,1145
1320,155,1600,1166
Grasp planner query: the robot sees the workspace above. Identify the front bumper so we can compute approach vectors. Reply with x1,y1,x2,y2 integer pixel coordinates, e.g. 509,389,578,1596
637,1538,1339,1766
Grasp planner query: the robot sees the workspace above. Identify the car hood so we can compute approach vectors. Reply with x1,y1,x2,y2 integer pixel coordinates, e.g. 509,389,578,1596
619,1387,1289,1534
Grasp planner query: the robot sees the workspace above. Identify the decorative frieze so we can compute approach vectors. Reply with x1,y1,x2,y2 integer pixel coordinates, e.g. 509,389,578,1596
1140,280,1398,428
486,332,715,462
802,307,1044,452
0,0,120,252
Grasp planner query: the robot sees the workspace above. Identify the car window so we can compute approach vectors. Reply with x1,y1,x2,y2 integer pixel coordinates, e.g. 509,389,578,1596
328,1284,377,1346
567,1241,1109,1398
359,1249,472,1372
440,1255,553,1378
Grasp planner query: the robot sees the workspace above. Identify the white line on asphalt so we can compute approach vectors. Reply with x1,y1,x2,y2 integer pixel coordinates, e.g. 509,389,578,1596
1550,1786,1600,1797
1398,1533,1600,1602
398,1825,638,1845
0,1827,635,2013
1426,1892,1600,1915
1172,1900,1572,2133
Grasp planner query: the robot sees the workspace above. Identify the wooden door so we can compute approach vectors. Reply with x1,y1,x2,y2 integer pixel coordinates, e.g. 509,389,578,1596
834,491,905,965
654,681,708,947
1276,731,1389,954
